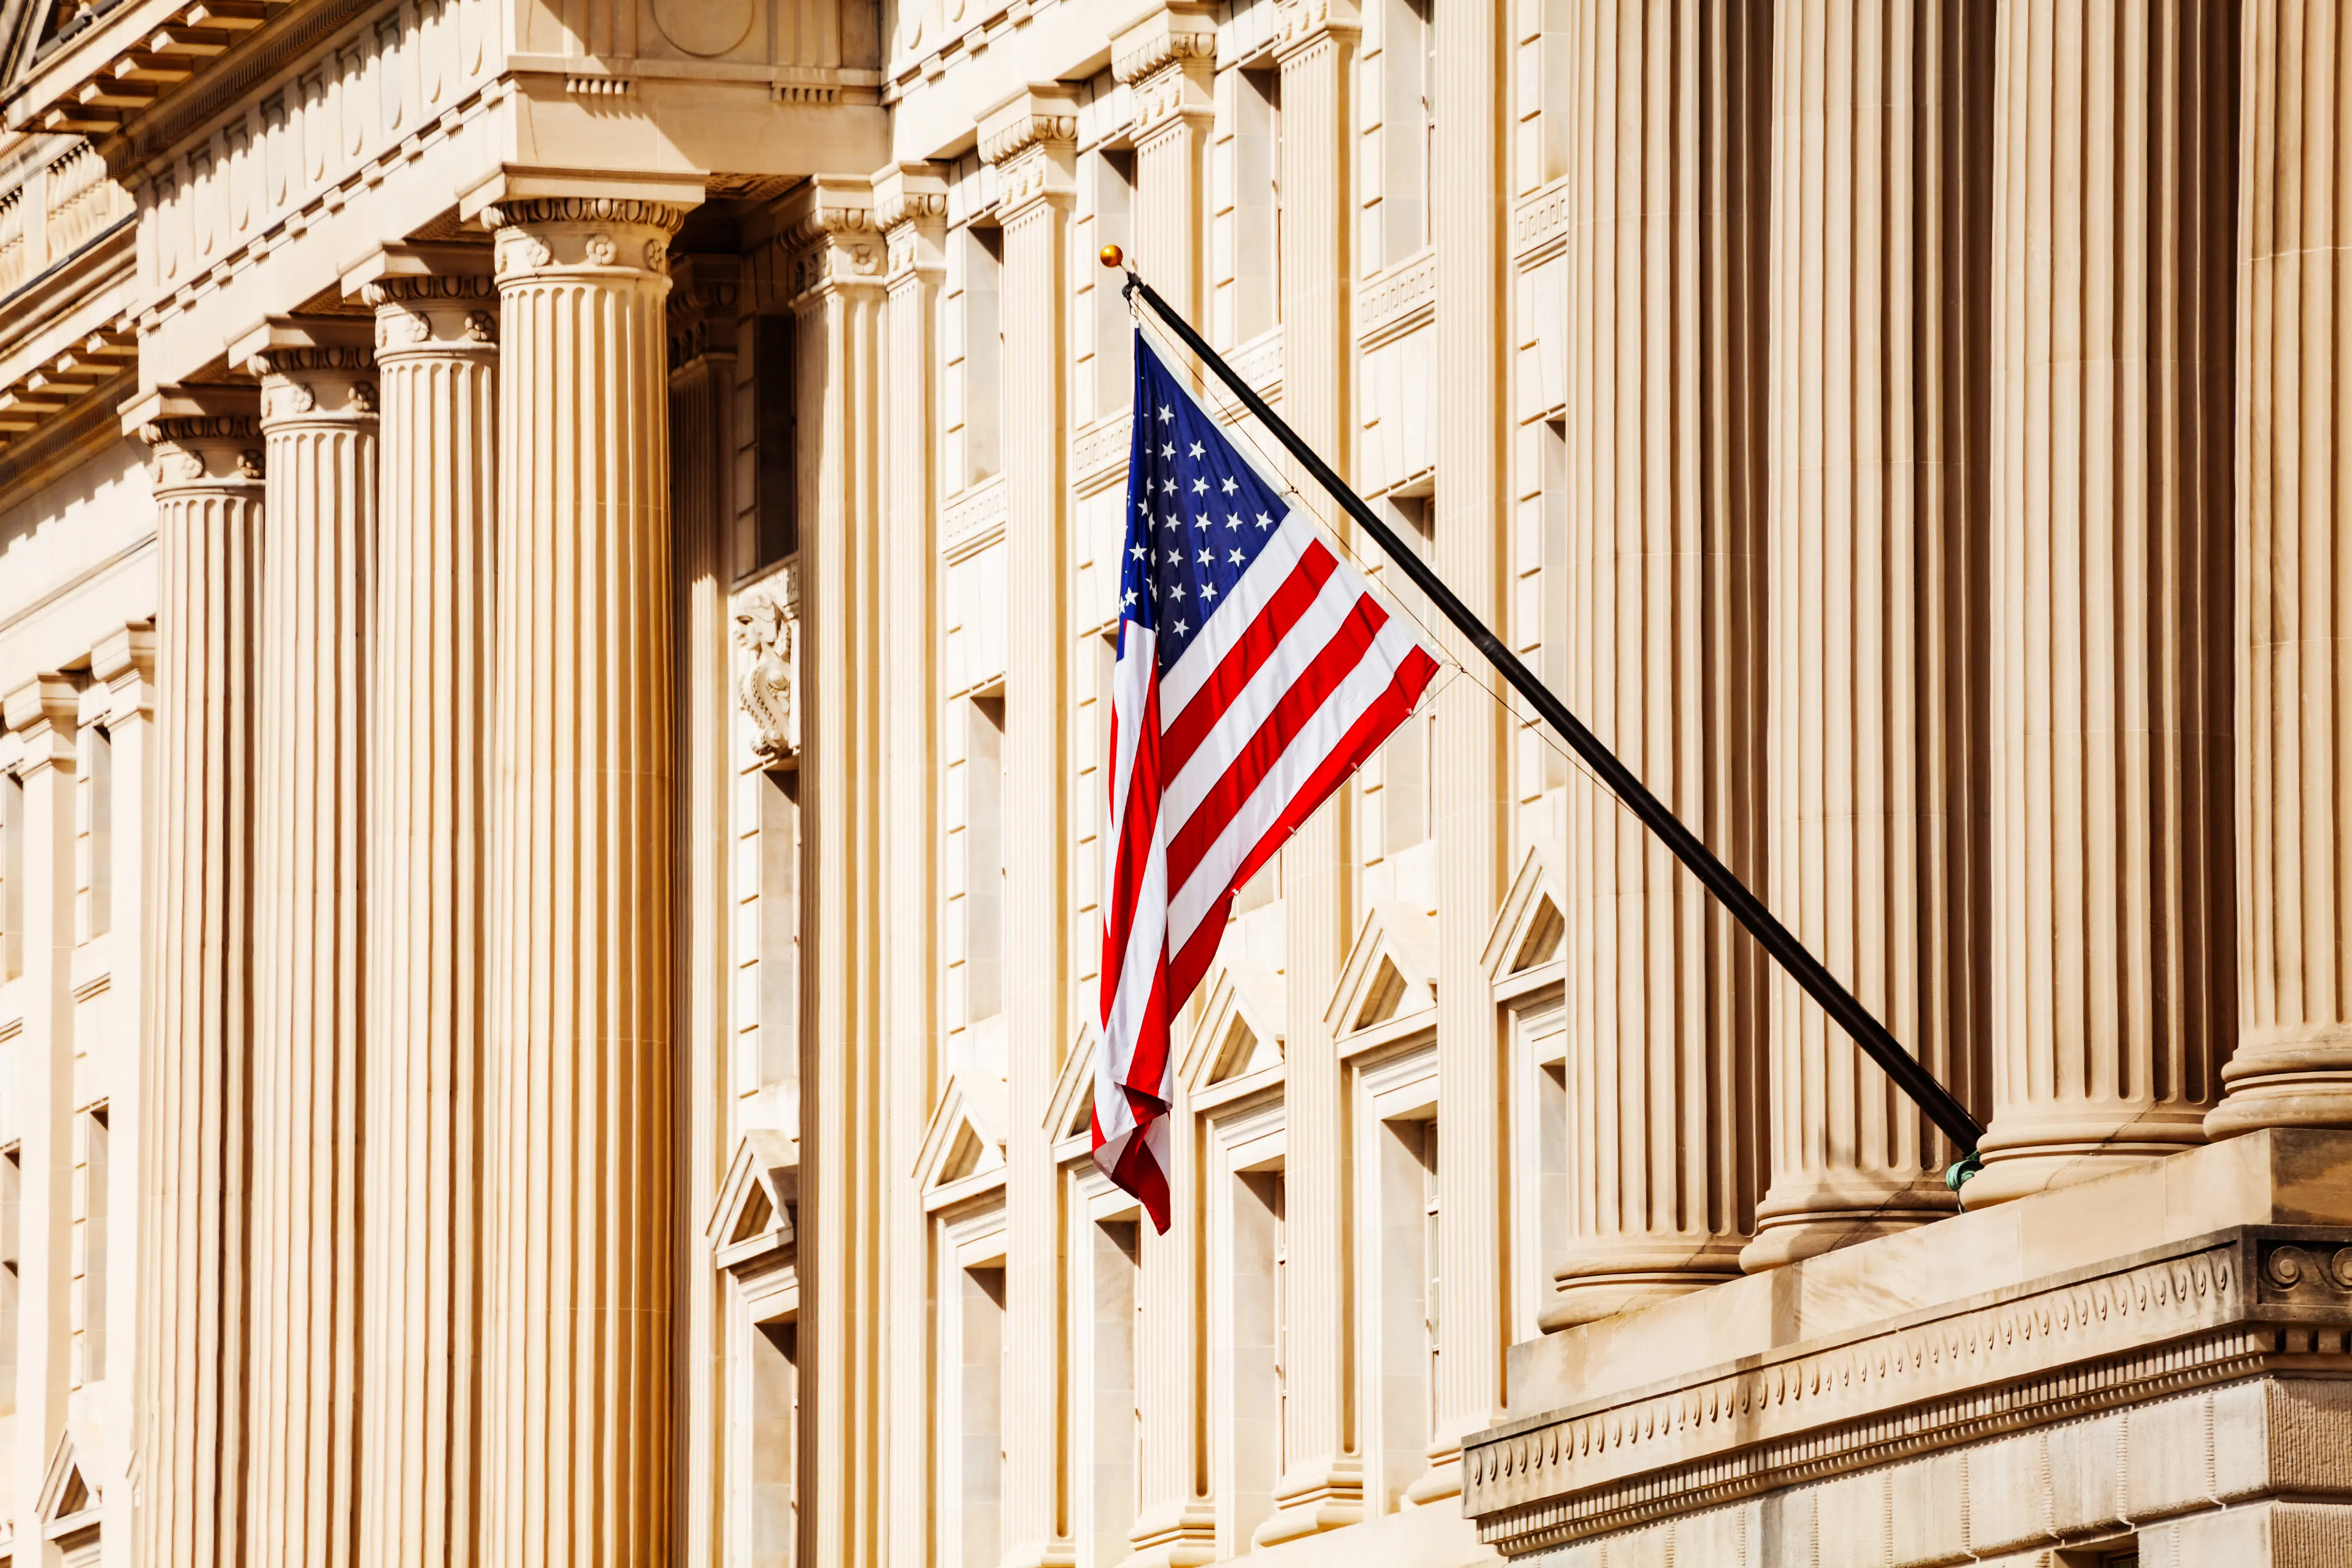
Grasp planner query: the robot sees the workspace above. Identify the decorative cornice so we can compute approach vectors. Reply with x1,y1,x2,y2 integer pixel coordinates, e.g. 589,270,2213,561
1463,1226,2352,1555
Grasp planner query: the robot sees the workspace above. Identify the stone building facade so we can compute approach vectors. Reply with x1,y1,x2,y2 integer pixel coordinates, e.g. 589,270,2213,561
0,0,2343,1566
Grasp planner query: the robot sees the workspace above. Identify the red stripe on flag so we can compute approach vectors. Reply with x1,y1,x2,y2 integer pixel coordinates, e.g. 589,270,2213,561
1159,542,1339,777
1165,645,1439,1006
1164,592,1391,887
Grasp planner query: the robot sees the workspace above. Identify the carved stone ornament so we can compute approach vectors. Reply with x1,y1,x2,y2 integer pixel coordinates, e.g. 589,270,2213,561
486,198,689,280
139,414,266,488
734,591,796,767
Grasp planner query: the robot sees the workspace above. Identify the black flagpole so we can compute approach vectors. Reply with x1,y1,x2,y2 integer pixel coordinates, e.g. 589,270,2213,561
1108,249,1987,1170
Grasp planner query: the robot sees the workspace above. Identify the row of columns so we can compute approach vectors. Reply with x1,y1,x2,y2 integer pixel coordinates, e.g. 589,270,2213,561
134,194,686,1568
1553,0,2351,1320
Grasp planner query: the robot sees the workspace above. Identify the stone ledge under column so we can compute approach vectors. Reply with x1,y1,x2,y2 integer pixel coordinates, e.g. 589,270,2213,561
1467,1130,2352,1559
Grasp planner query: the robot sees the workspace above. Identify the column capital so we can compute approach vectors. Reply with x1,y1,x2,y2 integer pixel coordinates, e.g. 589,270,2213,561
1114,9,1215,143
3,671,79,773
92,621,157,723
127,383,265,491
874,162,948,281
668,254,743,370
1273,0,1362,66
981,85,1078,217
766,175,885,304
347,242,500,359
231,316,378,426
482,198,687,283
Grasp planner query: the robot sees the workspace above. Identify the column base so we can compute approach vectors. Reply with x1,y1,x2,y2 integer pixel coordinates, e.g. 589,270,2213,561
1739,1176,1957,1272
1254,1459,1365,1545
1538,1236,1747,1331
1402,1445,1461,1506
1965,1108,2212,1206
1121,1501,1219,1568
2208,1032,2352,1140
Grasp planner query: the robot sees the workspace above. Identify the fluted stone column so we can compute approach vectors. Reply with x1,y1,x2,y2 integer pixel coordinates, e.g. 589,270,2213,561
983,92,1079,1568
1419,0,1511,1501
876,160,947,1568
479,192,684,1567
356,256,497,1568
1261,4,1364,1545
2210,0,2352,1138
1110,35,1219,1560
666,252,740,1568
1970,0,2238,1204
242,320,376,1568
779,179,889,1568
1548,0,1772,1327
133,393,262,1568
1746,0,1994,1270
1115,6,1215,325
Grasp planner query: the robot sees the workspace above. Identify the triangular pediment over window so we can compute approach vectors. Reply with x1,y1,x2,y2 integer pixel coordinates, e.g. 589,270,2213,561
1327,903,1439,1047
1482,844,1566,1000
709,1129,798,1276
1181,958,1284,1093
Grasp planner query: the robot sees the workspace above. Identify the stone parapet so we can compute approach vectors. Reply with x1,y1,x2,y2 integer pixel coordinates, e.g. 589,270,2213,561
1469,1130,2352,1559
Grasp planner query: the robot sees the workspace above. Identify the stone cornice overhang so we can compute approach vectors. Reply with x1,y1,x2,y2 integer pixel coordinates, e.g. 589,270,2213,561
2,0,299,141
0,210,135,452
1463,1223,2352,1555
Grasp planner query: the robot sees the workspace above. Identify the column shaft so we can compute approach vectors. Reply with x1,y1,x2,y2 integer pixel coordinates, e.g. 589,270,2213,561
878,162,947,1568
1549,0,1772,1327
480,196,681,1567
134,407,262,1568
1423,0,1511,1493
784,190,889,1568
360,272,497,1568
1107,39,1219,1557
1262,10,1364,1545
1972,0,2239,1203
2210,0,2352,1137
1747,0,1994,1269
246,334,375,1568
666,255,741,1568
988,96,1078,1568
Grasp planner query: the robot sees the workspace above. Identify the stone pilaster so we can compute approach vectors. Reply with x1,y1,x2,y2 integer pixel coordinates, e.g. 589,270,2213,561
1970,1,2238,1204
1547,0,1772,1326
132,392,263,1568
2210,0,2352,1139
1260,3,1365,1546
5,673,76,1555
240,318,376,1568
355,253,498,1568
479,192,685,1567
982,88,1079,1568
777,177,889,1568
1114,6,1216,322
876,159,946,1568
1423,0,1512,1496
666,250,741,1568
1746,0,1994,1270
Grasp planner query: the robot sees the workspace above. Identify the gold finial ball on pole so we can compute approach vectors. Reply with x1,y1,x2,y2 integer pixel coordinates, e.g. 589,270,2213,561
1100,244,1125,269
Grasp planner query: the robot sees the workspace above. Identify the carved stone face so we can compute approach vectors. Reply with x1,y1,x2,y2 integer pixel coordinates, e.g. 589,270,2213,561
733,596,788,658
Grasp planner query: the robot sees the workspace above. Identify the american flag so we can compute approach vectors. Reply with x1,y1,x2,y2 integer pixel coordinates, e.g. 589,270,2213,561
1093,336,1442,1230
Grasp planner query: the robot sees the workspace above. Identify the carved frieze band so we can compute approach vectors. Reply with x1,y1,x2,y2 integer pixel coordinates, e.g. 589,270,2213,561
1073,413,1133,496
1359,250,1437,348
1463,1229,2352,1555
1514,175,1572,266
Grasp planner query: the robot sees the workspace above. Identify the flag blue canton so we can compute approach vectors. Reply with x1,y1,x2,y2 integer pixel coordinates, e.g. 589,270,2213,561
1119,337,1291,667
